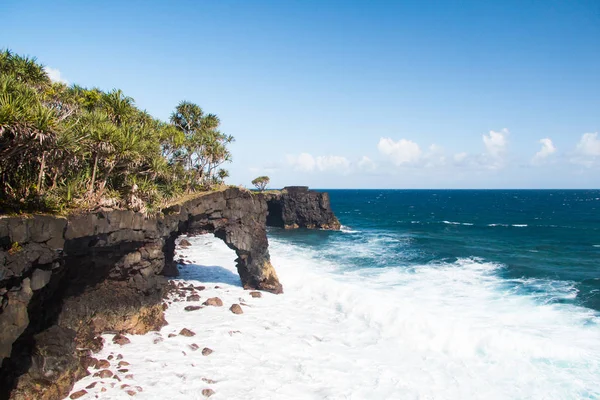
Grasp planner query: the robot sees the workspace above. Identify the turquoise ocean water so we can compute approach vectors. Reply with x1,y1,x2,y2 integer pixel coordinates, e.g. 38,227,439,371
270,189,600,312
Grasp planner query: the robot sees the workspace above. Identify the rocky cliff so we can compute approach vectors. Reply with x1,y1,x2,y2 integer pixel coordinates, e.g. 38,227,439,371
264,186,341,230
0,186,338,400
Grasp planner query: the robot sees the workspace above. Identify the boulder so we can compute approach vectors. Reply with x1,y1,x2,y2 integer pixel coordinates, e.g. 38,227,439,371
229,304,243,314
186,294,200,302
70,389,87,399
179,328,196,337
94,369,113,378
113,334,131,345
203,297,223,307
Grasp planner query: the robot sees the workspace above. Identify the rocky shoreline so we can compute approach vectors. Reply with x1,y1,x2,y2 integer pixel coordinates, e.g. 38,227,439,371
64,236,259,399
0,187,339,400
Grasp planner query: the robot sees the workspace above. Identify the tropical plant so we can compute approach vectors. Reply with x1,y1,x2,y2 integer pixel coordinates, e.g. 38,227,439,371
251,176,270,191
0,50,234,214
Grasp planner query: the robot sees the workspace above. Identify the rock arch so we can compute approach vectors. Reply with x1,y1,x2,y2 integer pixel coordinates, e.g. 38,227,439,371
0,187,281,399
161,188,282,293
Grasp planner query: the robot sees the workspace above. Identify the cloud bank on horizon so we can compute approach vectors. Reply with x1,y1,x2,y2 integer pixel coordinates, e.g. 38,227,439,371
247,130,599,188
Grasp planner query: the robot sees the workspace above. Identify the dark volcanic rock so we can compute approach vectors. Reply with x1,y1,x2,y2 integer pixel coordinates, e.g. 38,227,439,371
203,297,223,307
178,239,192,247
201,347,213,356
69,389,87,399
184,305,202,312
94,369,113,378
0,186,340,399
229,304,243,314
179,328,195,337
249,291,262,298
264,186,340,230
202,388,215,397
6,325,87,400
113,334,131,346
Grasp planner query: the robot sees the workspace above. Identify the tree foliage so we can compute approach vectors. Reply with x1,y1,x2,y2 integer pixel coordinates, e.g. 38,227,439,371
251,176,270,191
0,50,233,214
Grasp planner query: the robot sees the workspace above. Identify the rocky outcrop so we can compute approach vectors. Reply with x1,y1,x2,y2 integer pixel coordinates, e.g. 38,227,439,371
264,186,341,230
0,187,282,400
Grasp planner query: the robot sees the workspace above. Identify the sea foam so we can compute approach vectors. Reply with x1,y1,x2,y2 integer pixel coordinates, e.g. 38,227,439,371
66,235,600,400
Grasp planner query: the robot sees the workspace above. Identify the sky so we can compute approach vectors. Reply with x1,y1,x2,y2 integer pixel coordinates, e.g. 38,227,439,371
2,0,599,188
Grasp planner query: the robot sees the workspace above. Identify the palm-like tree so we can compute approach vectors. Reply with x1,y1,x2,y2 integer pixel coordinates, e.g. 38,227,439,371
1,50,235,213
103,89,134,126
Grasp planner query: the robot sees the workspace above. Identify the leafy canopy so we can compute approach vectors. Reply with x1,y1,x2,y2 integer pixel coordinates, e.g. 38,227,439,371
0,50,234,214
251,176,270,191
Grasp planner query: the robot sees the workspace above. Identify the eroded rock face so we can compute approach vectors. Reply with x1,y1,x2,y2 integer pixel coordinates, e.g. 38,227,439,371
0,187,285,399
264,186,341,230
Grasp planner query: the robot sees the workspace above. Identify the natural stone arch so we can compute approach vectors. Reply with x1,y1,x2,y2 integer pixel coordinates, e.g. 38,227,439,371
161,188,282,294
0,188,282,400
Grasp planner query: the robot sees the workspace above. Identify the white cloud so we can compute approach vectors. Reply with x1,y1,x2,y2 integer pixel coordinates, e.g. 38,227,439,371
576,133,600,157
287,153,350,173
531,138,556,165
316,155,350,172
358,156,376,171
423,144,446,168
377,137,422,166
483,129,508,158
287,153,316,171
453,152,468,164
572,132,600,167
43,66,68,84
482,129,509,169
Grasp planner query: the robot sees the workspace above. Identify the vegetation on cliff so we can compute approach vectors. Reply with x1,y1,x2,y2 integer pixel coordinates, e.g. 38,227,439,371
0,50,233,214
251,176,270,191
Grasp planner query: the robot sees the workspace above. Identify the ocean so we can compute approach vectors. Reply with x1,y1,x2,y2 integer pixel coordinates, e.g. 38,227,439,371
66,189,600,400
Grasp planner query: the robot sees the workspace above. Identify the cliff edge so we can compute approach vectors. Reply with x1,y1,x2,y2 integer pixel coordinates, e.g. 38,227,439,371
0,186,339,400
264,186,341,230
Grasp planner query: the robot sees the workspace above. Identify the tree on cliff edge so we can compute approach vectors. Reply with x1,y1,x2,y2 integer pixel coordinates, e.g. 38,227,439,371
252,176,270,191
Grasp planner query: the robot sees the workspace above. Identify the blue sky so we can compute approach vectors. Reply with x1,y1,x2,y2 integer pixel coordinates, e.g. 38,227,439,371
2,0,599,188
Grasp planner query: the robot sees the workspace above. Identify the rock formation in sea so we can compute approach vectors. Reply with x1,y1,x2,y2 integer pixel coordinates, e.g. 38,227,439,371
264,186,341,230
0,186,338,400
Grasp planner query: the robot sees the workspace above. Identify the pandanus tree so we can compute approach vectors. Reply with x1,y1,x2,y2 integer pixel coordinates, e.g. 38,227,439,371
0,72,59,197
75,110,116,194
102,89,134,126
170,101,234,189
0,49,234,213
0,49,50,87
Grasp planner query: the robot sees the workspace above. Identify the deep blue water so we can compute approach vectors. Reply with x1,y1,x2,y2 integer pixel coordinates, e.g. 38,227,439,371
269,190,600,312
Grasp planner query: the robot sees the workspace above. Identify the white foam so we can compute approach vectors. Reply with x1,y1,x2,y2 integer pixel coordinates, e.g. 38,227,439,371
512,224,528,227
340,225,359,233
66,235,600,400
443,221,474,226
